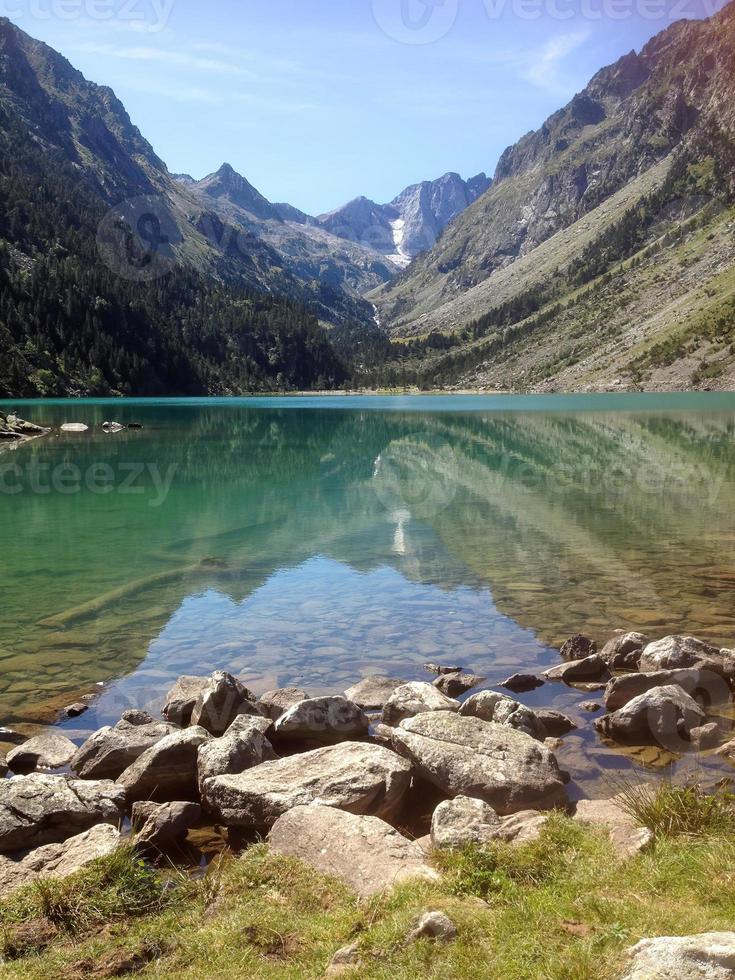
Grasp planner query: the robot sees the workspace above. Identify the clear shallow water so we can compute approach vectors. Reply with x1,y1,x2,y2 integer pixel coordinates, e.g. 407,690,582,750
3,393,735,794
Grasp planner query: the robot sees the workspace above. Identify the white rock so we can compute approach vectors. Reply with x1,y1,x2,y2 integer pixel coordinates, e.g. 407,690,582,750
622,933,735,979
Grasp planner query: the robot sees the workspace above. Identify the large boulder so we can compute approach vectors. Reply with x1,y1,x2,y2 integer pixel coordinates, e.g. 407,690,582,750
0,824,122,895
135,801,201,858
639,635,730,675
596,685,706,744
389,713,569,815
71,719,178,780
273,696,369,745
0,775,126,853
604,667,731,712
600,632,649,670
268,805,438,899
259,688,309,721
190,671,261,737
382,682,459,727
6,733,77,772
459,692,546,741
573,798,652,860
544,656,610,684
197,726,277,790
116,727,212,802
433,672,486,698
430,795,501,849
162,676,208,726
344,677,407,711
622,933,735,979
202,742,412,829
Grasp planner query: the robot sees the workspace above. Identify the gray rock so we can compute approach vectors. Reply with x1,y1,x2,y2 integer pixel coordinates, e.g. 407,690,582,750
604,667,730,711
580,701,602,712
225,714,273,737
63,703,89,719
389,713,569,815
268,805,438,898
135,801,201,857
596,685,706,743
534,709,577,737
0,774,126,853
116,727,212,802
326,943,362,975
573,798,653,860
71,719,177,780
162,675,209,727
60,422,88,432
197,727,277,789
690,722,722,750
406,911,457,943
430,795,502,849
560,635,597,662
274,696,369,744
639,635,726,674
203,742,412,829
344,677,407,710
494,810,549,845
0,824,121,895
502,674,545,693
190,671,260,737
459,692,546,741
258,687,309,721
6,733,77,772
131,801,161,830
622,933,735,979
433,672,486,698
600,632,649,670
120,710,157,726
545,655,610,684
382,682,460,727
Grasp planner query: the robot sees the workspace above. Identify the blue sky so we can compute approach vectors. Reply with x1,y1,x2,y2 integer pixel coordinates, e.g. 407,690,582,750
6,0,726,214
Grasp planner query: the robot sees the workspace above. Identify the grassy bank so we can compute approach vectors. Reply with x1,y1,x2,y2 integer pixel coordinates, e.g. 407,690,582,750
2,789,735,979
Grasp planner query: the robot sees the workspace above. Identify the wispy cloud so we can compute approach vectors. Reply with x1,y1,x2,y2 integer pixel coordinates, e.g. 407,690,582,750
522,30,592,93
72,42,258,78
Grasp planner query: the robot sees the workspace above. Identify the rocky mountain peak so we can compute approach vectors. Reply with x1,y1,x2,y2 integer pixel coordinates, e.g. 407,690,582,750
195,163,281,222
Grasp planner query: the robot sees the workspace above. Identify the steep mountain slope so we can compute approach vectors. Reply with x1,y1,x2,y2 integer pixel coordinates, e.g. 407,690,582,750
369,2,735,391
0,19,347,396
318,171,491,267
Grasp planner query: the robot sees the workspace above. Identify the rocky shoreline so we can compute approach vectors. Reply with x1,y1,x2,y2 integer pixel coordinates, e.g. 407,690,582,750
2,630,735,892
0,412,48,447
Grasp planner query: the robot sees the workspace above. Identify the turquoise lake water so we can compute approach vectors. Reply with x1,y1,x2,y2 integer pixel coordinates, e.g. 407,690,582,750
3,393,735,793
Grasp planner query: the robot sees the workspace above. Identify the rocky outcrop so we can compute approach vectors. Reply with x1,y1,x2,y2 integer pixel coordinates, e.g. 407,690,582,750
604,667,731,711
639,635,734,678
6,733,77,772
0,775,126,853
344,677,407,710
202,742,412,829
162,676,208,727
622,933,735,979
273,696,369,744
268,805,438,898
0,824,121,895
389,713,569,815
382,682,460,727
430,795,501,849
596,685,705,743
71,719,177,780
573,798,652,860
190,671,261,737
117,727,212,802
258,687,309,721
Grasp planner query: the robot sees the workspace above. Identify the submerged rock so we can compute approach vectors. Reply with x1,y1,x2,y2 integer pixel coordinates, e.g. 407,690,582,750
268,805,437,898
6,733,77,772
0,824,121,895
382,682,459,727
0,774,125,853
389,713,569,815
502,673,545,694
622,932,735,980
117,727,212,802
273,696,369,744
344,677,407,710
595,685,706,743
202,742,412,829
